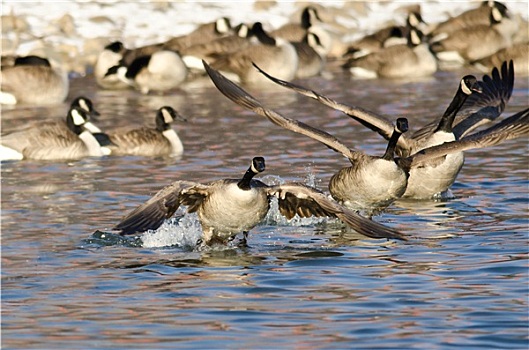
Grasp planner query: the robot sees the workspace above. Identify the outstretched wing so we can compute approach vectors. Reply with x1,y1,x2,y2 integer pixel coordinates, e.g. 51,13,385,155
113,180,201,235
251,62,401,143
204,60,358,160
268,183,407,241
405,108,528,169
413,60,514,140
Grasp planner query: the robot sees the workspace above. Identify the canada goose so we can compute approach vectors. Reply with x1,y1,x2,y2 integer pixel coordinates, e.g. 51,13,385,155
0,106,110,161
207,22,298,84
69,96,101,133
292,31,326,78
0,54,68,105
270,6,321,42
342,29,437,79
399,107,529,176
471,42,529,76
94,41,130,90
344,10,427,59
429,1,510,40
113,157,407,246
249,63,515,200
430,5,518,65
181,23,255,71
204,61,411,213
106,106,186,157
163,17,233,53
105,50,187,94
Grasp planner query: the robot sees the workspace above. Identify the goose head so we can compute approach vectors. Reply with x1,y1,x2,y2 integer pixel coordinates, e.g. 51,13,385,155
383,118,409,161
238,157,266,190
155,106,187,132
436,75,482,133
71,96,100,119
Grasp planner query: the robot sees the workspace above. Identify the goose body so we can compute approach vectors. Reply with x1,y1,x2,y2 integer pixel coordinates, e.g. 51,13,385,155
343,29,437,79
208,22,298,84
204,61,410,214
94,41,130,90
430,5,517,65
181,23,255,71
114,157,406,246
107,106,186,157
250,61,514,200
344,10,426,59
292,32,326,78
429,1,509,39
472,42,529,76
0,55,68,105
0,107,108,161
107,50,187,94
163,17,233,53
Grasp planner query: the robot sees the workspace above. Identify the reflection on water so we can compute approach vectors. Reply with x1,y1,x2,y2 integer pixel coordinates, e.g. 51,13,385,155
2,62,528,349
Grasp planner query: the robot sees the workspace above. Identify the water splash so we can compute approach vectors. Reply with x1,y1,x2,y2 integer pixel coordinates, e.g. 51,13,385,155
141,213,202,249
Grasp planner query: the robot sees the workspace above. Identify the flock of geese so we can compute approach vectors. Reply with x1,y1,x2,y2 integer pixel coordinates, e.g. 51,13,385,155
113,59,527,247
1,2,528,248
1,1,527,103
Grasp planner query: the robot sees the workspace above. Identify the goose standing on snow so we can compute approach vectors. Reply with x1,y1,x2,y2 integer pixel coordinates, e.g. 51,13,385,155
207,22,298,84
0,54,68,105
105,50,187,94
204,61,411,214
252,61,514,199
106,106,186,157
342,28,437,79
113,157,406,247
292,31,327,78
94,41,130,90
0,107,110,161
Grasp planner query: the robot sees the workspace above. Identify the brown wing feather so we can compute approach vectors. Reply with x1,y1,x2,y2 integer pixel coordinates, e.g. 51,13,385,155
405,108,529,169
204,61,359,160
268,183,406,240
113,180,200,235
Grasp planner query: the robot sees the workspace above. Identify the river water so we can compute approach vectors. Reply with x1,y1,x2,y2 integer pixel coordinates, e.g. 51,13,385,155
2,61,528,349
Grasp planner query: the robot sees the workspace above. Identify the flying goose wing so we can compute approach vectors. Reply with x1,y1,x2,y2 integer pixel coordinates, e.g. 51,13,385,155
268,183,407,241
412,60,514,140
251,62,400,142
404,107,528,169
114,180,201,235
204,60,358,160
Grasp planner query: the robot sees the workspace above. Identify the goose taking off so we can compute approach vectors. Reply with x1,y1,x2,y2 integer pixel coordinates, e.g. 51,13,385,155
251,61,514,199
203,60,410,214
114,157,407,246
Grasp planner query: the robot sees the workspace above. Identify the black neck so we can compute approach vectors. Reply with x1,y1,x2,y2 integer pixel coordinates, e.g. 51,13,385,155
237,166,258,190
382,129,402,161
253,23,276,46
435,88,470,133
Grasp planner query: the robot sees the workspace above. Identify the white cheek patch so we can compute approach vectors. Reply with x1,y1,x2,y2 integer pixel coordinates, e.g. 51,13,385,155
410,30,420,45
461,79,472,95
79,99,89,112
492,7,502,22
162,108,174,123
216,18,230,34
71,109,85,125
